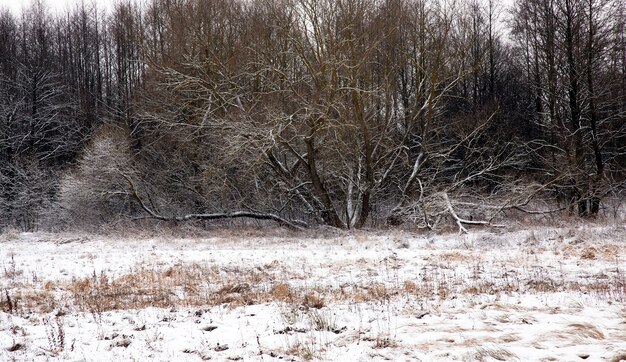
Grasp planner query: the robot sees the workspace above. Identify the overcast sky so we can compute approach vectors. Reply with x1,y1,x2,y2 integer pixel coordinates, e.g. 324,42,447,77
1,0,515,22
0,0,113,15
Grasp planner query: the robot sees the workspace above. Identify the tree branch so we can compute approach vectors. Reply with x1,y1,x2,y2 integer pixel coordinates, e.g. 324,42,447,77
440,192,491,234
121,173,307,230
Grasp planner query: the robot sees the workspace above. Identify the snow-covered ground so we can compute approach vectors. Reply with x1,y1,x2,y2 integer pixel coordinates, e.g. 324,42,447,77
1,225,625,361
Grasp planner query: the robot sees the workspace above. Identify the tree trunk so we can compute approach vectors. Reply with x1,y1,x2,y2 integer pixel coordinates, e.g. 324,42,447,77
305,135,344,228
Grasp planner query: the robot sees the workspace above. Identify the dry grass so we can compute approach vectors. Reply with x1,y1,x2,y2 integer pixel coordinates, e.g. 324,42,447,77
1,288,57,314
469,345,519,361
565,323,605,340
284,339,321,361
270,283,293,302
439,252,473,262
562,243,622,261
610,353,626,362
69,264,220,312
499,333,522,343
1,225,624,322
1,227,624,362
302,293,325,309
0,252,622,316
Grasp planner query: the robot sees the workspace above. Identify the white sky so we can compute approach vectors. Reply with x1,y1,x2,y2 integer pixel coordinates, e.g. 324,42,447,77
0,0,113,15
0,0,515,24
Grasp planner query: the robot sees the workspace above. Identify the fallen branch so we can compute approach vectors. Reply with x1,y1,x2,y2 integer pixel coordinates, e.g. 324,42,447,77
121,173,307,230
440,192,491,234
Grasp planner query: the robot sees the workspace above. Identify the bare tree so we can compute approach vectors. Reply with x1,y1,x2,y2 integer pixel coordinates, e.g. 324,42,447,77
1,0,622,231
511,0,625,217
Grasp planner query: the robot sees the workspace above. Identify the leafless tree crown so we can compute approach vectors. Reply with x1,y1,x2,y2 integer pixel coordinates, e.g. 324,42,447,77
0,0,624,231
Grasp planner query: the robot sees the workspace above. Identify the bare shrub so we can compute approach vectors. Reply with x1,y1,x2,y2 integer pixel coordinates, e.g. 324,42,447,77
57,125,136,229
0,158,58,231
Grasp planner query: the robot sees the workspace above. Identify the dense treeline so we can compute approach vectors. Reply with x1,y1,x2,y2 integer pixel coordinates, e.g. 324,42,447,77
0,0,624,231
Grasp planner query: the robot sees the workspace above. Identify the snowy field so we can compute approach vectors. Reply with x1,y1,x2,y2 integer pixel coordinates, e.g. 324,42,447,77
1,225,625,361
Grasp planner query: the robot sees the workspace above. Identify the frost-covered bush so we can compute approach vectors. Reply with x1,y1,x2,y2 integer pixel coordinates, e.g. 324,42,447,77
57,126,137,228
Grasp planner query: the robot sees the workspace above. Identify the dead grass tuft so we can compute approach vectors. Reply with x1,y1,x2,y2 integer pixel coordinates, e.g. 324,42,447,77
284,337,325,361
302,293,325,309
464,282,504,295
218,283,251,294
526,279,560,293
499,333,522,343
439,252,472,262
563,243,622,261
375,337,397,349
270,283,292,302
566,323,605,340
2,288,56,314
471,345,519,361
580,246,598,260
5,342,25,352
366,283,394,301
403,280,417,293
610,352,626,362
